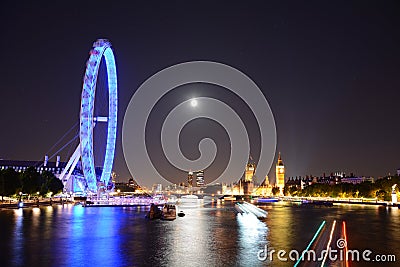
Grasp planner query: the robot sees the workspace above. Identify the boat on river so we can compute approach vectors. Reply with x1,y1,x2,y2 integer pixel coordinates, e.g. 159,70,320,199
162,204,177,220
145,203,162,219
177,211,185,217
179,195,199,203
301,200,333,207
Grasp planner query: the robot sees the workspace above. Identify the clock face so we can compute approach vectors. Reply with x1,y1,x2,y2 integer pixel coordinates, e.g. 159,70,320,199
279,168,284,173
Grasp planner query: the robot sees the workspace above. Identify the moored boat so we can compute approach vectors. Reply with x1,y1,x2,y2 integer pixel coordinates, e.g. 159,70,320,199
301,200,333,207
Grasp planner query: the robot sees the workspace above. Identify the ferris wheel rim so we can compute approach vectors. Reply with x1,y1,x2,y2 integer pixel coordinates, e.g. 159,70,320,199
79,39,118,192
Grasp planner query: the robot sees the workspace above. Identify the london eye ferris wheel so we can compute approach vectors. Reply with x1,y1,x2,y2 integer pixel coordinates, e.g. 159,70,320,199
59,39,118,193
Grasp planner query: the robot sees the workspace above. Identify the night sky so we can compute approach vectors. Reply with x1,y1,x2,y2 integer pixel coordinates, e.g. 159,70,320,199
1,1,400,184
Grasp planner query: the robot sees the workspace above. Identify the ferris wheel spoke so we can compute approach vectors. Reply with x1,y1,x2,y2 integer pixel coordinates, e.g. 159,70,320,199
94,116,108,123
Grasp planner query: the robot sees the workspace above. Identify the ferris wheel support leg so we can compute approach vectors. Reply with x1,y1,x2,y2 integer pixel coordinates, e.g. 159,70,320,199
65,150,81,189
59,144,81,190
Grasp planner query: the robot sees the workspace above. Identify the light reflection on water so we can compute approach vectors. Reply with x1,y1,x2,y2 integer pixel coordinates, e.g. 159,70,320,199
237,213,268,266
12,209,23,266
0,203,399,267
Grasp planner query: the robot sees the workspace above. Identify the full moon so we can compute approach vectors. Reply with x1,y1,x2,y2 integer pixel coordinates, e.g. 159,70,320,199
190,99,198,107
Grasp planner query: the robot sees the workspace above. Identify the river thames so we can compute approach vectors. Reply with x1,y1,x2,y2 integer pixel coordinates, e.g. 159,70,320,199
0,201,398,267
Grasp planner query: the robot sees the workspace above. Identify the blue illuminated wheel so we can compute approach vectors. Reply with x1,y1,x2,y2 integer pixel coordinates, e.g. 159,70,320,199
80,39,117,192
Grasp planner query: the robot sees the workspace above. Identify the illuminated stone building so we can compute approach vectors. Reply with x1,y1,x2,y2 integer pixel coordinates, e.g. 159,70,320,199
245,163,255,182
244,163,255,195
275,152,285,195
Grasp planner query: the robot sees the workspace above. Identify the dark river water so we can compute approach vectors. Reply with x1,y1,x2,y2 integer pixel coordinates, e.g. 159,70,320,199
0,201,398,267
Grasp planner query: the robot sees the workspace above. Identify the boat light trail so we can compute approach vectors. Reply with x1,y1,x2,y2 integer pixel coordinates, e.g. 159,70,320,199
321,220,337,267
235,202,267,218
343,221,349,267
294,220,326,267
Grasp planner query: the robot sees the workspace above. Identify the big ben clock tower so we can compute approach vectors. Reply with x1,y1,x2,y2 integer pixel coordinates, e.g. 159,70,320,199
275,152,285,195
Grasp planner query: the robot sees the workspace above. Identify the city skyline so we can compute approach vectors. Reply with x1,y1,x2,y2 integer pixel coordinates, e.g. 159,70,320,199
1,2,400,184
